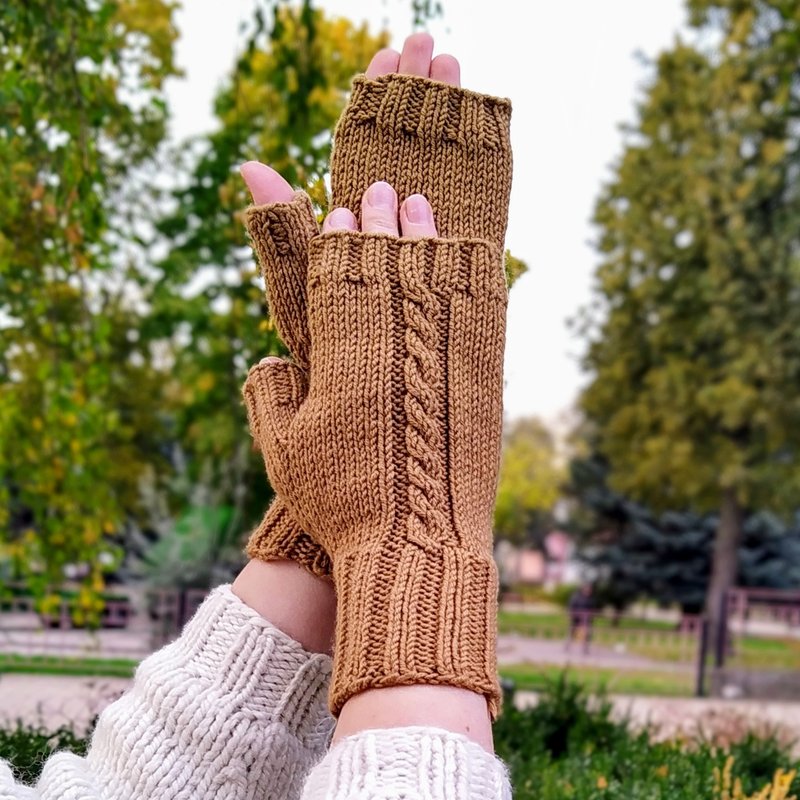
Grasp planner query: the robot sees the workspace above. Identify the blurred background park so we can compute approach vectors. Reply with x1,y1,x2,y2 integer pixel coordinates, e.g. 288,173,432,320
2,0,800,797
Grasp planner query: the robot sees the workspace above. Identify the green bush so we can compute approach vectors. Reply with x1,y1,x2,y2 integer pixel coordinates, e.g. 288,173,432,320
0,721,91,785
493,676,799,800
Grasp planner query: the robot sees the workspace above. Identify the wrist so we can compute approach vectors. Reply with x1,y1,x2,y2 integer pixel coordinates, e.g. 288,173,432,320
232,558,336,655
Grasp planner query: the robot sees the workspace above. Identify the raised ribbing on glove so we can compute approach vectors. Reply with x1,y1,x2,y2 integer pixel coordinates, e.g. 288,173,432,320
244,231,507,717
243,192,331,577
331,73,513,248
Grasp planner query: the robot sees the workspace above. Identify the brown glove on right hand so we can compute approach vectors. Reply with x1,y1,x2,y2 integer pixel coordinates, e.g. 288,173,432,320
244,230,508,717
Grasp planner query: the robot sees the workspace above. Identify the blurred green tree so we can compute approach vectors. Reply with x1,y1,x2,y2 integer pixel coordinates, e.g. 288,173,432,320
495,417,564,546
577,0,800,654
0,0,179,617
570,455,800,615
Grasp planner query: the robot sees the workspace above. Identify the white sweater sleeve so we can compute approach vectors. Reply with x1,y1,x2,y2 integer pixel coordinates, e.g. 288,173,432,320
0,585,334,800
299,726,512,800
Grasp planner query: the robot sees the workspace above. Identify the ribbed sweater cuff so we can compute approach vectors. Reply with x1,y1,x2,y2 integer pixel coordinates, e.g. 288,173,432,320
300,727,512,800
331,544,501,718
85,585,334,799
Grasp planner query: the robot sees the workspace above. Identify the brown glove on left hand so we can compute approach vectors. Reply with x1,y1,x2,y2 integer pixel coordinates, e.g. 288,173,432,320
242,192,331,578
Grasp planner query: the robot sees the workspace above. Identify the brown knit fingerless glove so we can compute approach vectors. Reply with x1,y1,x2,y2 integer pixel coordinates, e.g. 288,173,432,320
244,231,508,716
243,192,331,578
244,75,512,584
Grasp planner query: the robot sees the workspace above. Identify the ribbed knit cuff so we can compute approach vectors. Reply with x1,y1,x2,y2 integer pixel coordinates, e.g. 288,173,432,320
346,74,511,149
247,499,332,578
300,727,512,800
330,73,512,246
330,544,501,718
86,585,334,800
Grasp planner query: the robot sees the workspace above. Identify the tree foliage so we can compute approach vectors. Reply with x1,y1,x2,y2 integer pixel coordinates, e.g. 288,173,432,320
0,0,180,615
571,455,800,613
495,417,564,546
149,3,389,547
577,0,800,643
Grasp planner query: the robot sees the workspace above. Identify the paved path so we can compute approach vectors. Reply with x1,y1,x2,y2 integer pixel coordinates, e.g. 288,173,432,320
497,634,693,671
0,674,131,733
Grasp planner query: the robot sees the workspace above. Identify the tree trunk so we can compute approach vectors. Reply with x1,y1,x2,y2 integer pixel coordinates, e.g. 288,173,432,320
705,489,743,665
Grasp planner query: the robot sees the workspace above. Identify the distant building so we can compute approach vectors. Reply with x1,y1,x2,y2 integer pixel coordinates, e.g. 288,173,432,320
495,530,584,590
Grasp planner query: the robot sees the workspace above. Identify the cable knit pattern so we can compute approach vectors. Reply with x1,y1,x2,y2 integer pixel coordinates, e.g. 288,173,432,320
243,231,508,716
299,727,512,800
0,586,334,800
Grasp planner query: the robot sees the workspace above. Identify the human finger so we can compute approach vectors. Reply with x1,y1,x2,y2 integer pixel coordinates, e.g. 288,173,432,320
430,54,460,86
366,47,401,79
399,194,437,239
240,161,294,204
361,181,399,236
397,32,434,77
322,207,358,233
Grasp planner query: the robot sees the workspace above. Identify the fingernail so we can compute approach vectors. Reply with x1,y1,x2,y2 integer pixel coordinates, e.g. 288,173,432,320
367,181,396,209
404,194,431,224
325,208,355,230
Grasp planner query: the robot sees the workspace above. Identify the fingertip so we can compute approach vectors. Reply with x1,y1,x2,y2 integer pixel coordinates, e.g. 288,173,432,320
398,32,435,77
400,194,437,239
240,161,294,205
366,48,400,79
430,54,460,87
322,207,358,233
361,182,399,236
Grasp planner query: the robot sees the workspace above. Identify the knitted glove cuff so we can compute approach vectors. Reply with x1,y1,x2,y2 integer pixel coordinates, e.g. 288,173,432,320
331,73,512,246
345,73,511,152
307,231,507,299
330,543,501,717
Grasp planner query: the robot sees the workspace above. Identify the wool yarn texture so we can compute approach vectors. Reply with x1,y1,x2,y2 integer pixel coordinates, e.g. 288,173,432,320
243,192,332,578
244,73,512,716
245,74,512,582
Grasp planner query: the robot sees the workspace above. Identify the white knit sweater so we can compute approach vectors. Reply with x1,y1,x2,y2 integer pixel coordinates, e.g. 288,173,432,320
0,586,511,800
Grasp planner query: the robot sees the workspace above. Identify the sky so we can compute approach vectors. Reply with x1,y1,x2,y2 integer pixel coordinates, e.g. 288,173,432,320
165,0,689,431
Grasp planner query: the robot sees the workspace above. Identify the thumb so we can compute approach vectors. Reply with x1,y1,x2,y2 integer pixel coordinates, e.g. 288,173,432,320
243,357,307,464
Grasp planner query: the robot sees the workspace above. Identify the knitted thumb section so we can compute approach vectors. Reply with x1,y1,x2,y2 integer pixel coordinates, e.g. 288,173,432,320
300,727,512,800
243,192,331,577
244,230,507,716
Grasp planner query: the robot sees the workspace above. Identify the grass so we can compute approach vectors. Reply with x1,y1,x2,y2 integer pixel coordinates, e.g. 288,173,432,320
499,609,678,635
500,662,696,697
0,653,137,678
